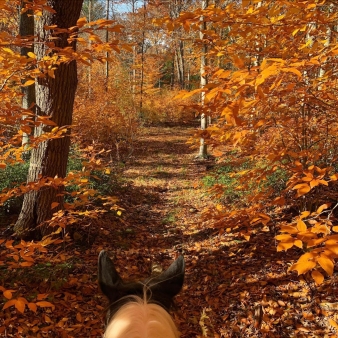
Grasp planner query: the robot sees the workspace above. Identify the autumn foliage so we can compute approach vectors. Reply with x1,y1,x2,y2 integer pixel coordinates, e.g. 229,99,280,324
163,0,338,285
1,0,338,336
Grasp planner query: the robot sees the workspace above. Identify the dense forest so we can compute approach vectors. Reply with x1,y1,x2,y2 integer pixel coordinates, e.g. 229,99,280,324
1,0,338,336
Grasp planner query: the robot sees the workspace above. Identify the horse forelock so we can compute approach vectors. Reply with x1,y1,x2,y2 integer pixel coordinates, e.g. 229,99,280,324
104,281,176,326
104,295,179,338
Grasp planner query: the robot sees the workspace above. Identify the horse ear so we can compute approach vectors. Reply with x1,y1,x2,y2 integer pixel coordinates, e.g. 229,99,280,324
98,250,123,301
149,255,185,299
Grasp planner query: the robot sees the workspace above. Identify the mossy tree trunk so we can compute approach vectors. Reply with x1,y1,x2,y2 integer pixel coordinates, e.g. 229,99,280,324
15,0,84,240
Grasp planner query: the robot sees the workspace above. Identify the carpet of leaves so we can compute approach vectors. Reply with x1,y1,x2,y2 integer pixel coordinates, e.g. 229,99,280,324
1,124,338,337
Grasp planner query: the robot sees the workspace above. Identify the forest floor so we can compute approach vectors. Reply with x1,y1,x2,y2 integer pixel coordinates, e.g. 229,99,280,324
1,124,338,337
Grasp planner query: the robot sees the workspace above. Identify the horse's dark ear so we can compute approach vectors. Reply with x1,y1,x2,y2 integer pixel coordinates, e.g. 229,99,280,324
98,250,123,301
149,255,185,299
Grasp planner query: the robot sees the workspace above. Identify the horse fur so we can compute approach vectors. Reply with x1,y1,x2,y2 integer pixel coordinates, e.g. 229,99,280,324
104,295,179,338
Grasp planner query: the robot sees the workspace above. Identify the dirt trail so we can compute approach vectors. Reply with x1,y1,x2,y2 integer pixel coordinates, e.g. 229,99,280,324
98,125,336,338
100,124,211,336
121,125,205,252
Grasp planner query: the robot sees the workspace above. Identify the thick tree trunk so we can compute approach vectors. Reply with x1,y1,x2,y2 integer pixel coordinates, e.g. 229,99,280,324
15,0,84,239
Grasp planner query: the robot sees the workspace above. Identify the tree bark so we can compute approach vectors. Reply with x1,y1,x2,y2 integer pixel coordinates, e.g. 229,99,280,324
15,0,84,239
20,0,35,152
198,0,208,159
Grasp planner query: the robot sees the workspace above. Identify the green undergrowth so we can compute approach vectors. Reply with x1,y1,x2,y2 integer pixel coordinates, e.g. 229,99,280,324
202,158,289,206
0,147,125,217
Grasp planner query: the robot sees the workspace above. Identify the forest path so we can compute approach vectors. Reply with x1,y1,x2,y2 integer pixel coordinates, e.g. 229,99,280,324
120,125,207,254
99,124,215,336
98,124,333,338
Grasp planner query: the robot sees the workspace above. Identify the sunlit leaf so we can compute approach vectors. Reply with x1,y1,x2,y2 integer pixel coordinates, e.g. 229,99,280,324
317,255,334,276
311,270,324,285
289,260,316,275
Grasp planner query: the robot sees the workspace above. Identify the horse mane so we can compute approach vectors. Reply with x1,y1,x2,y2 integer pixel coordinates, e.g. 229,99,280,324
104,295,180,338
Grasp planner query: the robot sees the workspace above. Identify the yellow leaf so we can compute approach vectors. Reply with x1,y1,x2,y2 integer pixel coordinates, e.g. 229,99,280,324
330,174,338,181
105,169,111,174
297,220,307,232
298,252,315,262
117,210,122,216
275,234,293,241
317,255,334,276
22,79,35,87
317,204,330,214
77,17,87,27
329,319,338,330
277,241,294,251
27,52,36,59
280,225,298,234
281,67,302,78
2,47,14,55
311,270,324,285
297,184,311,197
300,211,310,219
292,183,309,190
294,240,303,249
289,260,316,275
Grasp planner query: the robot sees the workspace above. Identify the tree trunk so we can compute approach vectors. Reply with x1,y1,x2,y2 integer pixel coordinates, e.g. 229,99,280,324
20,0,35,152
15,0,84,240
105,0,109,91
198,0,208,159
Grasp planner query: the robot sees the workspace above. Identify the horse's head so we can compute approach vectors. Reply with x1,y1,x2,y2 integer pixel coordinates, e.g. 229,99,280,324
98,251,185,325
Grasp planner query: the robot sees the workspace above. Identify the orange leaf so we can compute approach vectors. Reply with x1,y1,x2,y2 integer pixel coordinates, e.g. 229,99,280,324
22,79,35,87
280,225,298,234
317,204,330,214
329,319,338,330
3,299,17,311
311,270,324,285
37,293,48,301
76,312,82,322
277,241,294,251
3,290,13,299
297,220,307,232
28,303,37,313
289,260,316,275
317,255,334,276
77,17,87,27
294,240,303,249
293,183,311,197
51,202,59,209
36,301,55,310
15,299,26,313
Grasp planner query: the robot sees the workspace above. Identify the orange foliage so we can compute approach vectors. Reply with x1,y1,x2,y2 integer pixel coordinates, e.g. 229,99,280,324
167,0,338,284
